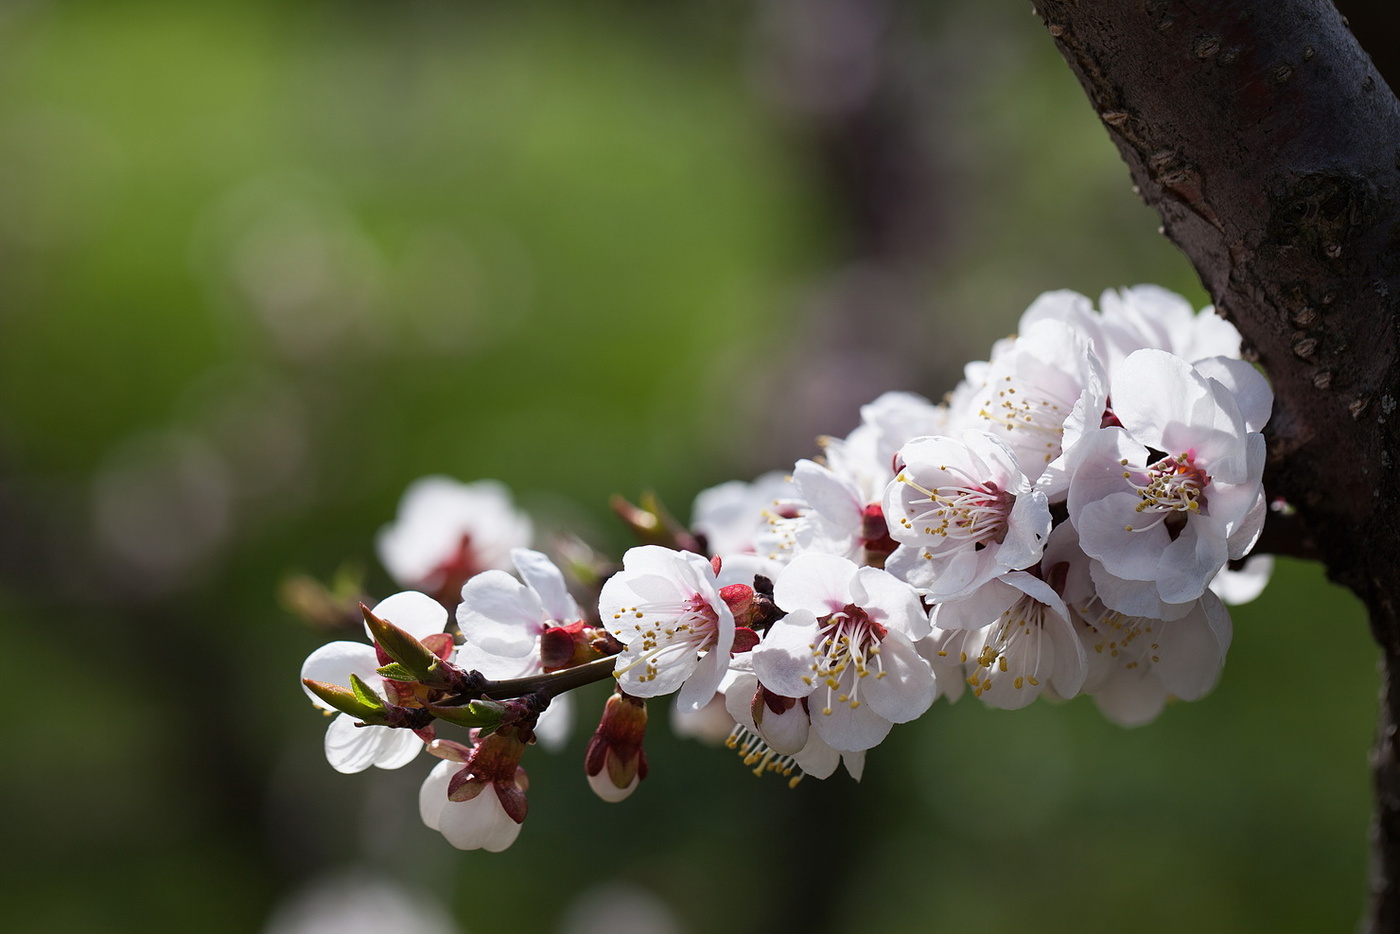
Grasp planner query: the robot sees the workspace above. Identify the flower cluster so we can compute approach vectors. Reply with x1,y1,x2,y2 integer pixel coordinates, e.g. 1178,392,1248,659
298,286,1274,851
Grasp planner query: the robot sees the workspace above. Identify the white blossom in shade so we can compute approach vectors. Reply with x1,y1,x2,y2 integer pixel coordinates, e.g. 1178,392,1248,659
883,430,1052,602
822,391,949,504
1043,520,1231,725
931,567,1085,709
457,548,583,657
1069,349,1270,618
691,471,794,557
752,458,865,565
1210,554,1275,605
751,553,935,752
599,546,736,712
418,758,524,852
299,591,447,773
375,476,532,599
1098,285,1242,367
956,319,1105,495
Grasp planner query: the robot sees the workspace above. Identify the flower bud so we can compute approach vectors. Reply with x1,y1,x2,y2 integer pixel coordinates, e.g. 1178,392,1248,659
584,691,649,803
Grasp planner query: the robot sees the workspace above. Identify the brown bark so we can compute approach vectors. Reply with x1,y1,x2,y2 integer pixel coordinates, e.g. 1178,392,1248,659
1028,1,1400,929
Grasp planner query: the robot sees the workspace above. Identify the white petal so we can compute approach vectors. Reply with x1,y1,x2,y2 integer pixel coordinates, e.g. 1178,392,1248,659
324,716,419,774
1193,356,1272,433
852,566,929,640
457,570,545,656
773,553,857,617
511,548,581,622
751,610,822,699
301,642,382,710
369,591,448,642
861,629,936,724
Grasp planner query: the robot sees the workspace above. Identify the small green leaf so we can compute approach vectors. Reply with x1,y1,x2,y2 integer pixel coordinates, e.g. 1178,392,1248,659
348,673,387,711
376,662,420,682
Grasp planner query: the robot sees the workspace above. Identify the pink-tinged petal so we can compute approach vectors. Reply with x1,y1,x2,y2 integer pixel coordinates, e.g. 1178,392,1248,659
1203,590,1234,655
1194,356,1273,433
1211,553,1272,605
1157,521,1226,604
773,553,857,617
1077,493,1171,581
751,610,822,699
1154,600,1228,700
920,547,994,603
861,629,936,724
1113,349,1226,452
852,566,929,640
1092,667,1169,727
369,591,448,642
456,571,545,657
301,642,381,709
809,688,893,751
511,548,581,623
1089,561,1196,621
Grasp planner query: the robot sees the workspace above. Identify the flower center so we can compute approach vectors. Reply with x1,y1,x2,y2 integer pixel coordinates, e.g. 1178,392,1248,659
1121,450,1210,534
801,604,888,716
895,469,1014,556
611,594,719,685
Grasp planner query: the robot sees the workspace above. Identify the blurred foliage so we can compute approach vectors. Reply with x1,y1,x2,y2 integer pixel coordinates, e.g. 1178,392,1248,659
0,2,1376,933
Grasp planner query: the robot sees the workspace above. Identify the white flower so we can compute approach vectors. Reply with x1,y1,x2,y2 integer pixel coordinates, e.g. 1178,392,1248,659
1068,349,1270,618
418,757,525,852
691,471,795,558
299,591,447,773
599,546,736,712
375,476,532,599
751,554,935,751
457,548,583,657
955,319,1105,495
884,430,1052,602
931,567,1086,709
752,459,866,565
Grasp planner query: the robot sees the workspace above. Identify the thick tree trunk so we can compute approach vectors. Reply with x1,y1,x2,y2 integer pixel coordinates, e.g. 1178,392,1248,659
1028,1,1400,929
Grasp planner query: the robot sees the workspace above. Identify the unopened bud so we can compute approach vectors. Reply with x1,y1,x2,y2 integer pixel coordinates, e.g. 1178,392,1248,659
425,699,508,731
361,603,448,686
302,677,391,725
584,692,649,802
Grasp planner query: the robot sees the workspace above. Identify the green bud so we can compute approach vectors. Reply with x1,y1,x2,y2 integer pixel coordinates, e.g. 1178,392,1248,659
426,699,507,731
361,604,445,685
303,678,392,725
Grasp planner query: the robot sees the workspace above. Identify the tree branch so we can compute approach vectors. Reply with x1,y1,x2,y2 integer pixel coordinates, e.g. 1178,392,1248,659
1029,2,1400,928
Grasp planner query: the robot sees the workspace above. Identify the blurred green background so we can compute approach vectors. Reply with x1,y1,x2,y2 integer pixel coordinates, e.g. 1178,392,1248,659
0,2,1378,932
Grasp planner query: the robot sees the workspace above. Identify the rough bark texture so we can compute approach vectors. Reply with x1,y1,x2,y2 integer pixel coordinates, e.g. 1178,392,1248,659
1028,1,1400,928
